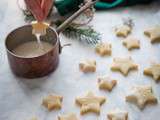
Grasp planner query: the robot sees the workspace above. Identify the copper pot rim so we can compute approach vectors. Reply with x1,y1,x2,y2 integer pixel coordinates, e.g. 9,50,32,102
5,24,60,59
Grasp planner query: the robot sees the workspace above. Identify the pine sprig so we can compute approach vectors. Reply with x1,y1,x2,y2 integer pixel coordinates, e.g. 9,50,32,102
23,10,35,22
63,25,101,45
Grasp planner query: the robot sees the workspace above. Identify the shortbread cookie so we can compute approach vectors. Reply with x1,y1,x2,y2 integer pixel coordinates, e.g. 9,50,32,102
111,57,138,76
123,37,140,50
32,21,49,35
115,25,132,37
79,60,96,73
95,42,112,56
98,76,117,91
42,94,63,111
58,113,79,120
144,26,160,43
144,64,160,81
30,117,38,120
75,92,106,115
126,85,157,109
107,109,128,120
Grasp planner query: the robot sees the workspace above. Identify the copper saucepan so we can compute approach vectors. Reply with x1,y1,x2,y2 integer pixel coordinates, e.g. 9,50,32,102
5,1,96,78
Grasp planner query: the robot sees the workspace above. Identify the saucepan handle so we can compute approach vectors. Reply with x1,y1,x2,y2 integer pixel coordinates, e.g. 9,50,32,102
56,0,97,34
59,42,72,54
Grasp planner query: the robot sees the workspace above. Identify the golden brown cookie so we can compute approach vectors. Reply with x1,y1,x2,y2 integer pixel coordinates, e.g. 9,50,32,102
42,94,63,111
107,109,128,120
95,42,112,56
144,64,160,82
58,113,79,120
111,57,138,76
115,25,132,37
144,26,160,43
75,92,106,115
30,117,38,120
32,21,49,35
122,37,140,50
79,60,96,73
126,85,157,109
98,76,117,91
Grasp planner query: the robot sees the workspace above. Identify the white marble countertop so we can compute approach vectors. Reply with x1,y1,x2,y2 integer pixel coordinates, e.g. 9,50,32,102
0,1,160,120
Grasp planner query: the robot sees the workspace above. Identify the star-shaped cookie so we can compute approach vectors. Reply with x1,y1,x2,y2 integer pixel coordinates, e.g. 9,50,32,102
107,109,128,120
144,26,160,43
30,117,38,120
79,60,96,73
98,76,117,91
75,92,106,115
126,85,157,109
111,57,138,76
42,94,63,111
95,42,112,56
144,64,160,82
122,37,140,50
115,25,132,37
58,113,79,120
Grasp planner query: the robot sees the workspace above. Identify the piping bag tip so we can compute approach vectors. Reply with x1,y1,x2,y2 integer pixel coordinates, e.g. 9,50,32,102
32,21,50,35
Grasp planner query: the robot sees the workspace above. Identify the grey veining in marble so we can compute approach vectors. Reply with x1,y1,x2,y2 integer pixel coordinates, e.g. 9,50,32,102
0,0,160,120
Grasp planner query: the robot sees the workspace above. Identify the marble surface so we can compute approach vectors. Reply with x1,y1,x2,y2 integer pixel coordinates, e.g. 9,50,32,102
0,0,160,120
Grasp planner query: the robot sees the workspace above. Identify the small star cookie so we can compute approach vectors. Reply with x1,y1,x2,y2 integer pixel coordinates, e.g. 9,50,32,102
32,21,49,35
107,109,128,120
58,113,79,120
79,60,96,73
111,57,138,76
95,42,112,56
144,64,160,81
115,25,132,37
126,85,157,109
144,26,160,43
98,76,117,91
30,117,38,120
75,92,106,115
122,37,140,50
42,94,63,111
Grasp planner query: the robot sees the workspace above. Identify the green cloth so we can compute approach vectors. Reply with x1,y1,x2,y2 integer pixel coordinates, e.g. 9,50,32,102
55,0,154,15
123,0,153,6
55,0,84,16
95,0,153,10
95,0,124,10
